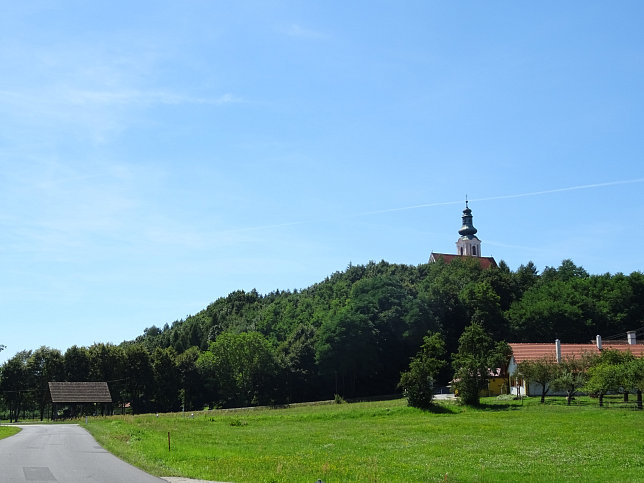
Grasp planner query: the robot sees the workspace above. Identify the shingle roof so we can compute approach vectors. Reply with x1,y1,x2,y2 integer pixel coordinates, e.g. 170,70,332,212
509,342,644,363
48,382,112,403
429,252,498,269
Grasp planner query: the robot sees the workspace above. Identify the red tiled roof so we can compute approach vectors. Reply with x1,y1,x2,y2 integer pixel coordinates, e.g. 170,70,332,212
603,342,644,357
429,252,497,269
509,342,644,363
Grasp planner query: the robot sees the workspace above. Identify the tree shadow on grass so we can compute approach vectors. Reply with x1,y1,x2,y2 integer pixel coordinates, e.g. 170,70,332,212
421,403,459,414
476,402,519,411
420,401,516,413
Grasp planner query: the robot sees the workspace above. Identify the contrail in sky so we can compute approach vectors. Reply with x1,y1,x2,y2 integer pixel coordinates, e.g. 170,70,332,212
358,178,644,216
233,177,644,232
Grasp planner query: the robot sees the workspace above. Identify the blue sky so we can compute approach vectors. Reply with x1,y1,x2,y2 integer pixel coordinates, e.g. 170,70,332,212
1,2,643,363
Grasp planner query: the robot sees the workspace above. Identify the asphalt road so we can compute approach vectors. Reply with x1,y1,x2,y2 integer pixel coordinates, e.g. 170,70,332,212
0,424,165,483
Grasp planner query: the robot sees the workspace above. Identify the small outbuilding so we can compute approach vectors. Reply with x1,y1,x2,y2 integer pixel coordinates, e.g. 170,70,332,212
48,382,112,419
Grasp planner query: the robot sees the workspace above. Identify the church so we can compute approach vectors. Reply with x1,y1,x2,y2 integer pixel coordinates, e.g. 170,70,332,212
429,200,497,269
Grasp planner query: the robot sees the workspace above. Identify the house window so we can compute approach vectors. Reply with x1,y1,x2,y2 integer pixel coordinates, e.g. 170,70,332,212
459,247,463,255
472,246,477,256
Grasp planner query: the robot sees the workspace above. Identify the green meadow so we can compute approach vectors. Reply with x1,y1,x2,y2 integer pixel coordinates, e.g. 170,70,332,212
86,397,644,482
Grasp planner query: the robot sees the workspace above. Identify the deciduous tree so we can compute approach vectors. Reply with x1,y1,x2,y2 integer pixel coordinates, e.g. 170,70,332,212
28,347,64,420
624,357,644,410
552,355,593,405
315,309,378,398
398,332,446,409
516,357,558,403
585,363,622,407
151,347,179,412
176,346,202,411
63,345,91,381
124,344,154,413
0,351,31,422
198,332,279,408
583,350,630,406
279,324,318,403
452,323,510,406
88,343,125,414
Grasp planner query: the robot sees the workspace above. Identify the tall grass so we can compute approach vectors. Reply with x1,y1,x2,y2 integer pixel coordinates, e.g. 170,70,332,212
86,397,644,482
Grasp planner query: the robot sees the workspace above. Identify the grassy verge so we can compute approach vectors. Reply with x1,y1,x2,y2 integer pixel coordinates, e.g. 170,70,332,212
0,426,20,440
86,396,644,482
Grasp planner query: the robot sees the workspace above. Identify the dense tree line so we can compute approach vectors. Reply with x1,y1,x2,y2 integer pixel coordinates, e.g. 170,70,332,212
2,258,643,417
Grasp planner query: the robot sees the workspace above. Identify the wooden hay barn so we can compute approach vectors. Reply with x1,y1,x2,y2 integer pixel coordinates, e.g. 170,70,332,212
48,382,112,419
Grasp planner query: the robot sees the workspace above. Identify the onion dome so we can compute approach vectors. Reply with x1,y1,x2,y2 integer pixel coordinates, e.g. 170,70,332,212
458,200,478,238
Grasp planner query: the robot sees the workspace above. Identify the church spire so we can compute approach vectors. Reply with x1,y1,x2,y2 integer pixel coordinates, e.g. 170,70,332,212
458,198,478,237
456,198,481,257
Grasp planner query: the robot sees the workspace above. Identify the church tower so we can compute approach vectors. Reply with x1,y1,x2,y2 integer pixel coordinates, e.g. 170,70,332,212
455,200,482,257
428,199,496,268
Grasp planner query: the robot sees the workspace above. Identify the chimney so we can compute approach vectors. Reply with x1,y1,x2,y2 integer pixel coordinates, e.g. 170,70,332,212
596,335,602,350
627,331,637,345
555,339,562,363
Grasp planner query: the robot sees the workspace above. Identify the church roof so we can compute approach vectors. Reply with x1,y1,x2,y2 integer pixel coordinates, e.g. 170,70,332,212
429,252,497,269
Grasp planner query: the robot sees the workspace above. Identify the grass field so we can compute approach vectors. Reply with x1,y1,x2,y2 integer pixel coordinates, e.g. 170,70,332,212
0,426,20,440
86,397,644,482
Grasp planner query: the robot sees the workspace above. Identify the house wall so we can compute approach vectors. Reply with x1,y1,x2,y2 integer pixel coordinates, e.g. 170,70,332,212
510,379,526,396
508,356,524,395
526,382,580,397
508,356,564,397
509,356,584,397
479,376,509,396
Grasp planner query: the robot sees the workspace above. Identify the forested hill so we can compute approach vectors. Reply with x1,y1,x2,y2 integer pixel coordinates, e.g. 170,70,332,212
129,258,644,400
3,258,644,416
134,258,644,356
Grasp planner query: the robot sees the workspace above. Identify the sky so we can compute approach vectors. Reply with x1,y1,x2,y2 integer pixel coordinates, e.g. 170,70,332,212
1,1,644,363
